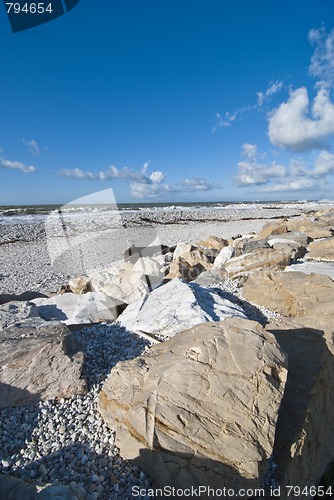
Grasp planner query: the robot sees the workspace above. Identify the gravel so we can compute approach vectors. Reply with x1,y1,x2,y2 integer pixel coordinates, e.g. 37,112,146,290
0,323,153,500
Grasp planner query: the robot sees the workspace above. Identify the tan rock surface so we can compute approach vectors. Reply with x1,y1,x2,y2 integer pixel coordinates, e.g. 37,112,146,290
0,320,86,408
196,235,228,250
306,237,334,262
224,248,292,279
286,217,333,239
99,318,287,489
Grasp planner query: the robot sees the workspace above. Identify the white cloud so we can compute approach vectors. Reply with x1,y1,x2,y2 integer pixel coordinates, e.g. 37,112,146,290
0,156,36,173
309,26,334,86
312,150,334,177
257,80,283,106
235,144,286,187
259,177,317,193
23,138,41,157
268,86,334,151
58,163,223,199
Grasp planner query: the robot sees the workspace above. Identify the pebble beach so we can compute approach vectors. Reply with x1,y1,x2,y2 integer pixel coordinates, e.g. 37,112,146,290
1,200,334,499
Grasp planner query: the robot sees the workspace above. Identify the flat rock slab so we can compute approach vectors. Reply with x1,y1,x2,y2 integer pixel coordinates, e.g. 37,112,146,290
99,318,287,490
284,261,334,280
224,248,292,279
32,291,123,325
306,237,334,262
117,278,247,339
0,319,86,408
0,301,40,329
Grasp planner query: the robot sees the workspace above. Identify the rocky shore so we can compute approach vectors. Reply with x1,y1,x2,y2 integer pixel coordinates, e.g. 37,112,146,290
1,203,334,499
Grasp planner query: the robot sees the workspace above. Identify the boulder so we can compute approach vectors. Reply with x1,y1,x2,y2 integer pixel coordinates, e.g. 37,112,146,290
286,217,333,239
0,320,86,408
213,245,234,268
0,301,40,329
32,292,124,325
68,275,92,294
306,237,334,262
265,318,334,492
258,221,289,239
99,318,287,490
285,261,334,280
224,248,293,279
117,278,247,339
166,257,208,281
0,475,78,499
193,268,228,287
196,235,229,250
89,257,166,304
242,270,334,332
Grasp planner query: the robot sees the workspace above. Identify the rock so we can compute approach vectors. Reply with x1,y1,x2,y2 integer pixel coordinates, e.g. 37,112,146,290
166,257,208,281
0,301,40,329
224,248,293,279
89,257,166,304
306,237,334,262
166,243,214,281
213,245,234,268
258,221,289,239
68,275,92,294
0,320,86,408
241,238,271,254
284,261,334,280
242,270,334,332
32,292,124,325
265,318,334,492
117,278,247,339
0,291,48,306
196,235,229,250
99,318,287,490
193,268,228,287
286,217,333,239
267,230,309,249
0,475,78,499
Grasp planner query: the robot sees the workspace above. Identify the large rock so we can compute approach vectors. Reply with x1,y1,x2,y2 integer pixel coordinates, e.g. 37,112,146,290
166,244,213,281
196,235,229,250
224,248,293,279
286,217,333,239
285,261,334,280
0,301,40,329
213,245,234,268
265,318,334,492
0,475,78,499
306,237,334,262
89,257,166,304
0,320,86,408
99,318,287,490
117,279,247,339
32,292,124,325
242,270,334,331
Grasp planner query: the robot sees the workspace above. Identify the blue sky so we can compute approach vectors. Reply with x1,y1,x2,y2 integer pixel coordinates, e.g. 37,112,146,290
1,0,334,205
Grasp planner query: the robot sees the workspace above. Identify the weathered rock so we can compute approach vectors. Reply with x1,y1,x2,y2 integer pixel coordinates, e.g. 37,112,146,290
286,217,333,239
306,237,334,262
285,261,334,280
258,221,289,239
89,257,166,304
0,474,78,499
242,270,334,331
193,268,228,287
196,235,229,250
32,292,124,325
117,279,247,339
68,275,92,294
213,245,234,268
99,318,287,490
224,248,293,279
166,257,208,281
265,318,334,492
0,291,48,306
267,230,308,249
0,301,40,329
0,320,86,408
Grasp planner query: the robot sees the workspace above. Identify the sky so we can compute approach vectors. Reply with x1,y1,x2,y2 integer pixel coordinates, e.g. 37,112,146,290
0,0,334,205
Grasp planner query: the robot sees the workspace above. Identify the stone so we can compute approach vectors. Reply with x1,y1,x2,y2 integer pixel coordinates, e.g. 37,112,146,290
0,301,40,329
166,257,208,281
89,257,166,304
286,217,333,239
284,261,334,280
224,248,293,279
0,319,86,408
213,245,234,268
242,270,334,332
196,235,229,250
0,475,78,499
117,278,247,339
258,222,289,239
0,291,48,306
99,318,287,490
68,275,92,294
306,237,334,262
193,268,228,287
264,318,334,492
32,292,124,325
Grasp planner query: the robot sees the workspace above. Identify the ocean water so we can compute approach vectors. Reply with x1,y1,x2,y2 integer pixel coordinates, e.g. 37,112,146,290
0,199,331,225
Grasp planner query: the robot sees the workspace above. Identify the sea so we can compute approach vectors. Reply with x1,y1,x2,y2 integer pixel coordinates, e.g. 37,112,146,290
0,200,332,225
